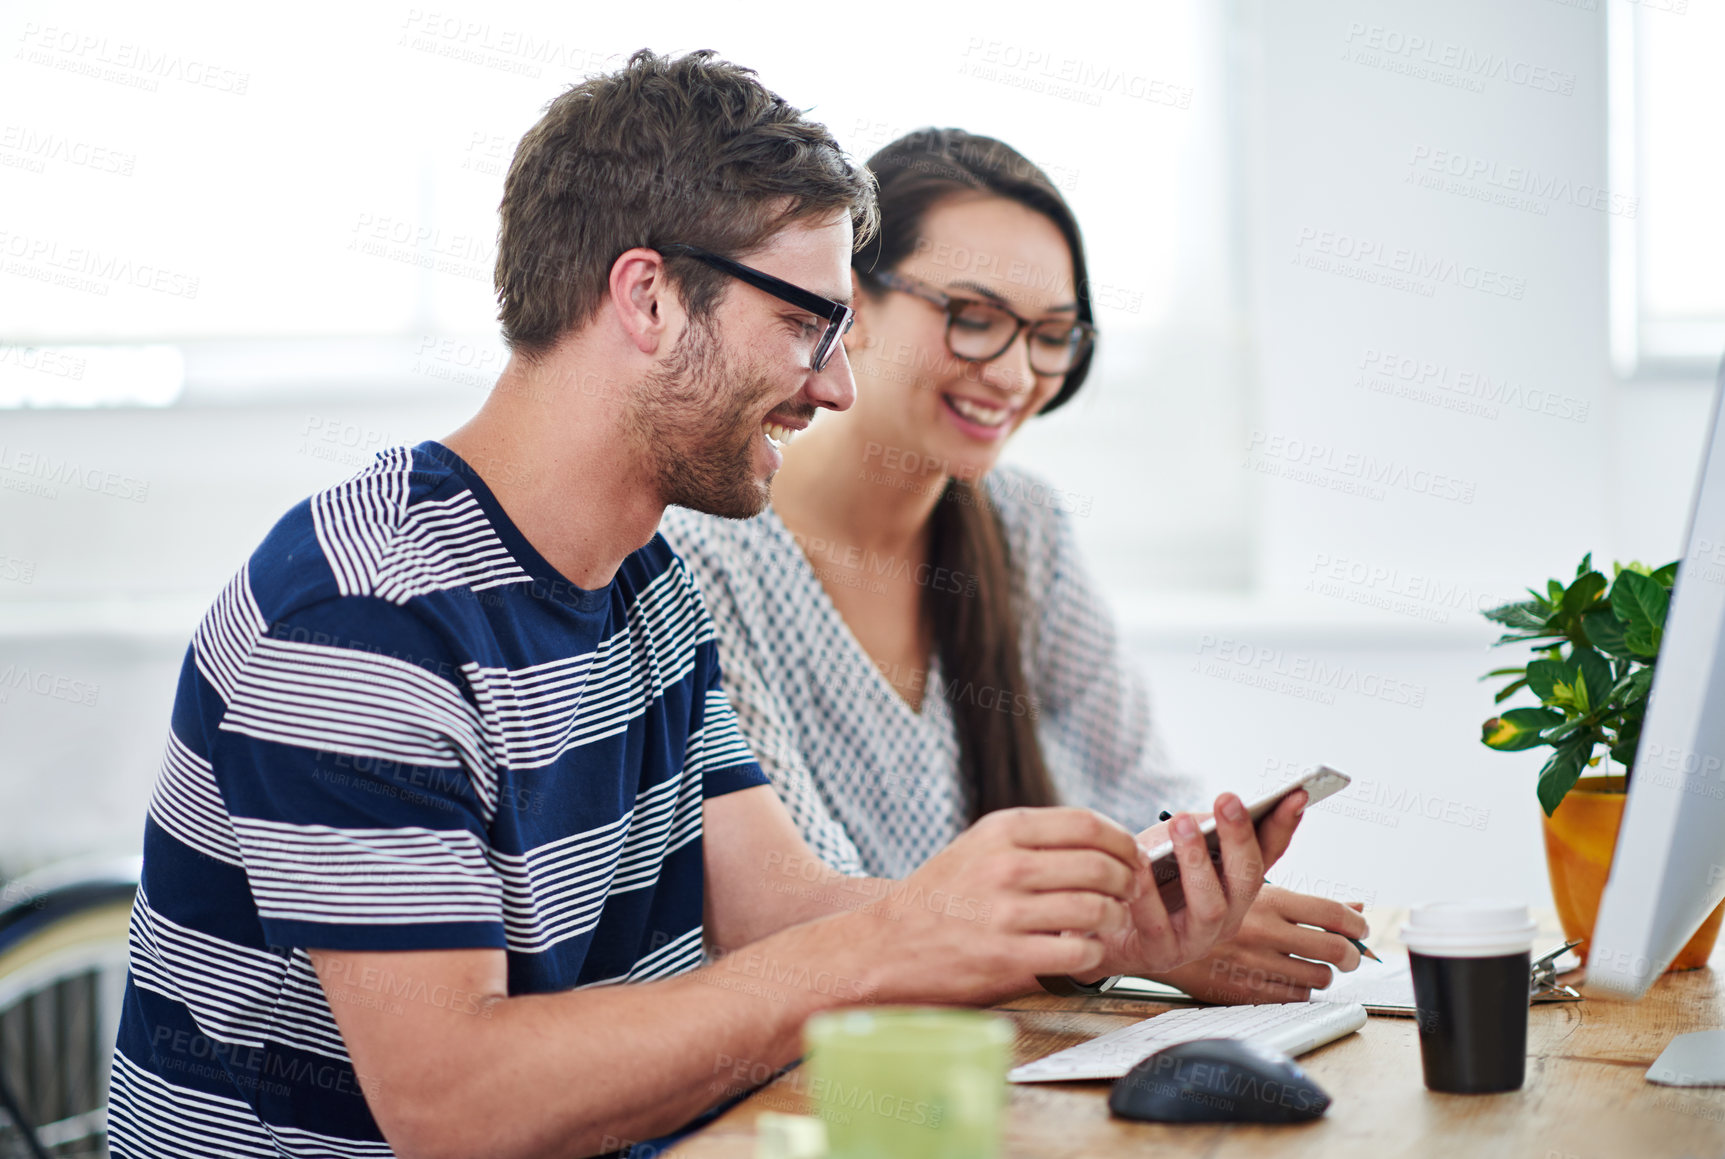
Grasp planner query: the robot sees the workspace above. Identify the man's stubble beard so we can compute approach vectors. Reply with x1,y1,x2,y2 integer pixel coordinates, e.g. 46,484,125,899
630,314,788,520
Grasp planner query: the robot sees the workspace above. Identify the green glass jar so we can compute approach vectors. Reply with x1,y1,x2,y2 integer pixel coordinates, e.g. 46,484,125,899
803,1007,1014,1159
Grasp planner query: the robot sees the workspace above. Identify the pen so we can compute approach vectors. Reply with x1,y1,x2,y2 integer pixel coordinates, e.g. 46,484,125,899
1157,809,1382,964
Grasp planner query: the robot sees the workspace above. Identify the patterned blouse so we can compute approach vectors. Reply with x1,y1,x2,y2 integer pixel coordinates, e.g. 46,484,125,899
659,464,1200,878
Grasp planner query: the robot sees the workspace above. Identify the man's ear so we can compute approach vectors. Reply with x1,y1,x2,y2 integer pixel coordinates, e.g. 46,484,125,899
608,247,679,355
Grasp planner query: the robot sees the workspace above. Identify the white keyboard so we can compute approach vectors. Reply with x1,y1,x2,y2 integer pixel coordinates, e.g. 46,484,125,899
1009,1000,1369,1083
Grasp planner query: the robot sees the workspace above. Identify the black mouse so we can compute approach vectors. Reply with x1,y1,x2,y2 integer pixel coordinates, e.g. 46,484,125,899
1109,1037,1331,1124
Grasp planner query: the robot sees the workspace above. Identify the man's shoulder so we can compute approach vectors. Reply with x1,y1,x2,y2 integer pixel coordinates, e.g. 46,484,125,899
194,445,496,677
243,497,343,626
258,442,533,612
231,446,406,614
619,530,703,612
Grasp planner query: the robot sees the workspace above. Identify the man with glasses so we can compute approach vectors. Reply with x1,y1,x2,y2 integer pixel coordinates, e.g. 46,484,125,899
662,243,857,374
110,50,1300,1159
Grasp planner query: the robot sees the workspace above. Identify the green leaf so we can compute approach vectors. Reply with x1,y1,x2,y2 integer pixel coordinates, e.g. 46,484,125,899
1483,601,1552,631
1482,666,1527,679
1548,579,1566,605
1483,708,1565,751
1612,570,1669,658
1576,553,1594,578
1525,658,1574,704
1537,739,1594,816
1493,678,1531,704
1562,571,1608,617
1609,666,1655,707
1494,631,1564,647
1626,627,1662,659
1570,647,1613,716
1651,560,1679,588
1611,712,1643,767
1542,719,1590,745
1581,607,1633,658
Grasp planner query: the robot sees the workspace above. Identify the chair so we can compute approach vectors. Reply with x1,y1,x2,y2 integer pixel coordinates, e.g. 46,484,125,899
0,858,139,1159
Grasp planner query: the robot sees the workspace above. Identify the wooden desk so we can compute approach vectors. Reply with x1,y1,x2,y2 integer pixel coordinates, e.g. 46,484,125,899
666,910,1725,1158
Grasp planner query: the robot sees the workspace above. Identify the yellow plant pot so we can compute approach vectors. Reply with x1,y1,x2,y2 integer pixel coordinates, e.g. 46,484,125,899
1542,775,1725,971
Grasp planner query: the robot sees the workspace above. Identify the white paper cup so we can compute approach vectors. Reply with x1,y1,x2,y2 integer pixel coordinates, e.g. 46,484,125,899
1402,901,1536,1093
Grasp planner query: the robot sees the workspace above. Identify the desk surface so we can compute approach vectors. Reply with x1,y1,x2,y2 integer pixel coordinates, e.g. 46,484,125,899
665,909,1725,1158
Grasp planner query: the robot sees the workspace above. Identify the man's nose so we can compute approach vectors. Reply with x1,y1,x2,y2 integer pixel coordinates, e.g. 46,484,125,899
808,339,857,412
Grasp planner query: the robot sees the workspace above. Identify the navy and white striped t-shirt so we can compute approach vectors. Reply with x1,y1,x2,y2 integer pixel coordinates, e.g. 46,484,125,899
109,441,765,1157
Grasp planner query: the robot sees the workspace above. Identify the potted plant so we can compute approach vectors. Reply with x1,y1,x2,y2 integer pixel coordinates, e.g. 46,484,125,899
1480,554,1724,969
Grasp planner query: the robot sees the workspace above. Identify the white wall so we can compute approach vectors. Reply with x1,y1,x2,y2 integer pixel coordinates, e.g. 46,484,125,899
0,393,476,870
1,0,1718,917
1105,0,1716,914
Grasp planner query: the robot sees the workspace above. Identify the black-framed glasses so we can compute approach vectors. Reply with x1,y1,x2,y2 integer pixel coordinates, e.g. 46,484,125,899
861,269,1096,377
659,243,854,373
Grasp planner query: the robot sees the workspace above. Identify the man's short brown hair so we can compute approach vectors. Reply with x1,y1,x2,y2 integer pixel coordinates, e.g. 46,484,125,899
495,49,877,356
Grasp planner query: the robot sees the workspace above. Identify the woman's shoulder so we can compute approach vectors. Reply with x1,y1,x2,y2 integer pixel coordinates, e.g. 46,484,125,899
659,505,781,561
657,506,792,602
981,461,1089,565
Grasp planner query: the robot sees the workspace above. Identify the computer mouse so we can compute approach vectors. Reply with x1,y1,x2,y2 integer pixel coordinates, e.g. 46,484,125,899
1108,1037,1331,1124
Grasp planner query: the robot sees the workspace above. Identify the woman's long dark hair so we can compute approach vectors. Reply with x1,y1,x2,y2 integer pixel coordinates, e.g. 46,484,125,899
855,129,1096,820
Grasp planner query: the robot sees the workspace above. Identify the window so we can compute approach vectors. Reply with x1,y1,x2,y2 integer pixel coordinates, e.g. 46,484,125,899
0,0,1245,594
1609,0,1725,376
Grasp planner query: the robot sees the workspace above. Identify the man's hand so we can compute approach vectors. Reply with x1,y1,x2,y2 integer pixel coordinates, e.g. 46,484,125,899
1085,791,1306,981
1152,887,1371,1003
846,806,1145,1006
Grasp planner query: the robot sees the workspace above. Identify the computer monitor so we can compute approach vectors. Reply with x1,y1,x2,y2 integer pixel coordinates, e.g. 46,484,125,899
1589,356,1725,1005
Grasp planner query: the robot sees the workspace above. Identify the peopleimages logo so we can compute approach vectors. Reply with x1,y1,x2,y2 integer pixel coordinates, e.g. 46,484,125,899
396,10,618,79
0,345,87,381
0,555,38,585
14,23,251,94
0,444,150,502
0,230,200,300
347,213,493,284
1246,430,1477,505
0,124,137,176
1193,636,1427,708
1305,552,1514,625
1341,22,1577,95
957,38,1193,109
1405,146,1636,219
1292,227,1526,300
0,665,100,707
1356,347,1590,424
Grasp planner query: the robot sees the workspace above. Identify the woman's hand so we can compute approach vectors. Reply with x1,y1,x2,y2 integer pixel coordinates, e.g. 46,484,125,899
1150,887,1372,1004
1083,791,1305,980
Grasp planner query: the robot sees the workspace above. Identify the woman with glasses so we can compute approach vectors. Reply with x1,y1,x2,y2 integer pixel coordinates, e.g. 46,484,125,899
661,128,1367,1002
